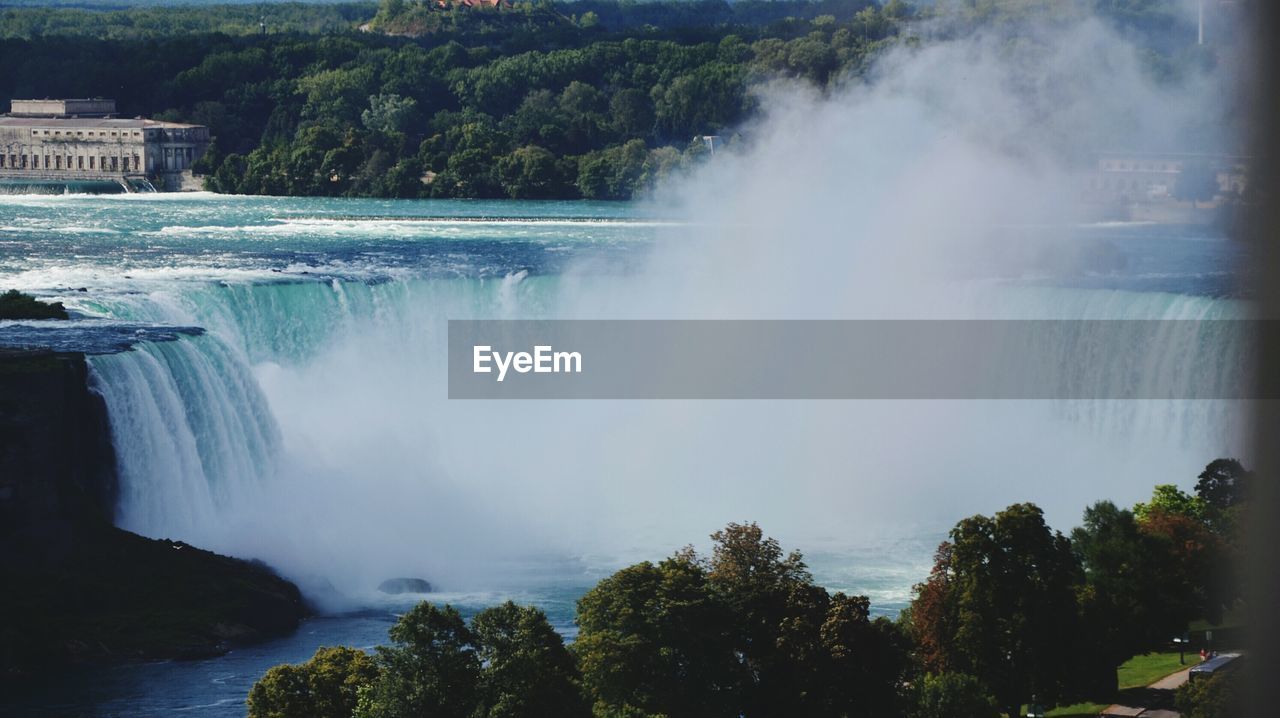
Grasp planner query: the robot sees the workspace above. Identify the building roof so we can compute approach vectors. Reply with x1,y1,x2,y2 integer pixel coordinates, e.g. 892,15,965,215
10,98,117,115
1189,653,1242,676
1096,150,1251,162
0,117,202,129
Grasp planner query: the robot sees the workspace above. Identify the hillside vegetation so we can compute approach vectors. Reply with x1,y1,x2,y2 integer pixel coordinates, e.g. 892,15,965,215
0,0,1205,199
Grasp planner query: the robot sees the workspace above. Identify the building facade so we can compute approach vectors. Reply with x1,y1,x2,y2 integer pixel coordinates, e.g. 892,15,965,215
1085,152,1248,204
0,99,210,191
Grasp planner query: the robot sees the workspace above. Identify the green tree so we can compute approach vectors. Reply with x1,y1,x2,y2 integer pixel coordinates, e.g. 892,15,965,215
639,146,683,193
1175,671,1243,718
206,152,248,193
357,603,480,718
909,504,1085,718
785,34,838,85
575,522,910,717
609,88,655,140
505,89,567,149
1071,501,1193,693
559,81,608,151
816,592,913,716
704,521,827,715
249,663,311,718
362,93,419,136
377,0,407,20
379,159,428,199
712,522,913,715
1138,508,1232,625
1195,458,1251,516
471,602,590,718
574,554,739,717
497,145,572,199
247,646,378,718
907,672,1000,718
298,65,377,125
652,63,746,138
429,116,509,197
576,140,648,200
1133,484,1205,524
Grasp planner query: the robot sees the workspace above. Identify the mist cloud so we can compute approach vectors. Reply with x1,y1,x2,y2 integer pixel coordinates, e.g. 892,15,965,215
191,7,1252,601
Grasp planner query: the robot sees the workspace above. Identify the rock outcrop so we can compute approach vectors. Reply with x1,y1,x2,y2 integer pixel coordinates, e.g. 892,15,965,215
0,349,307,678
378,577,434,594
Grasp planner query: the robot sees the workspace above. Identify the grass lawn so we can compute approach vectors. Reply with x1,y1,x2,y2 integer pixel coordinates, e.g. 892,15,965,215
1117,651,1190,688
1030,651,1189,717
1045,701,1108,717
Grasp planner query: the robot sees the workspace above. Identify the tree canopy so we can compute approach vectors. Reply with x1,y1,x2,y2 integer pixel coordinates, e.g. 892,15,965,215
0,0,1215,199
248,646,379,718
0,0,914,200
245,457,1256,718
907,503,1086,718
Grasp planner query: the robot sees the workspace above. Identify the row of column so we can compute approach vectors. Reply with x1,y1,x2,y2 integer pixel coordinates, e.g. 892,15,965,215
0,144,142,173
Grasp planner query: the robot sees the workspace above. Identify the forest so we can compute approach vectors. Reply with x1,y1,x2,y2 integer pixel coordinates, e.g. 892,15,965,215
0,0,1199,199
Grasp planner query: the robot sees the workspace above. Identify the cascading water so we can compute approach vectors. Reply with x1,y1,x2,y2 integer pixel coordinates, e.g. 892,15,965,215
0,7,1258,714
75,265,1251,597
87,333,280,542
1,12,1253,602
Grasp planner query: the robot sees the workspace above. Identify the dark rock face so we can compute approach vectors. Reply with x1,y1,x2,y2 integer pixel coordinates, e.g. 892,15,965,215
1,528,307,674
377,577,434,594
0,349,307,678
0,349,116,532
0,290,68,320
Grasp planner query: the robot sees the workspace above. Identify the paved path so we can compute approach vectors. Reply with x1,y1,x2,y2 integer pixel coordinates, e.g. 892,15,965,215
1101,666,1191,717
1149,667,1192,691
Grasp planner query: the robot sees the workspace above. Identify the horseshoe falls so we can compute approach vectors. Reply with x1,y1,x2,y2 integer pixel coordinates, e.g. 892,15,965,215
0,189,1254,715
0,192,1252,607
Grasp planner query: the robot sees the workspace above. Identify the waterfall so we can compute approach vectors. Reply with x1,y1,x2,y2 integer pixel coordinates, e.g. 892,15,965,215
88,333,280,542
75,271,1252,593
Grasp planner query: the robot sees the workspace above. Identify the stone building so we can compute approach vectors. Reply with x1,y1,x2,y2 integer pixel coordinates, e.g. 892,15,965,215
1085,152,1248,204
0,99,210,191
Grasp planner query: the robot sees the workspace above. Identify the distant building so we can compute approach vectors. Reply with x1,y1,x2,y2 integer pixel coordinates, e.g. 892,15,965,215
8,99,118,118
433,0,511,8
1086,151,1248,204
0,99,210,192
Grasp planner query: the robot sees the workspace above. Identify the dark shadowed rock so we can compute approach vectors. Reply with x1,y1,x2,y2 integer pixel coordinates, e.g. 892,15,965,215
0,349,308,678
378,577,433,594
0,290,68,320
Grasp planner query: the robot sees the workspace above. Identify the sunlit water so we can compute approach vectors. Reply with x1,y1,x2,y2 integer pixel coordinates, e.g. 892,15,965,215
0,191,1250,716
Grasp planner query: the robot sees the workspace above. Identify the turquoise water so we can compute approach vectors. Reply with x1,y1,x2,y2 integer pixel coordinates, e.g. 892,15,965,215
0,192,1250,716
5,541,938,717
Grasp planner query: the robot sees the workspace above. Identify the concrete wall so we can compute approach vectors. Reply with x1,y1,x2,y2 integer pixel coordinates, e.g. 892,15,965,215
9,99,117,117
0,124,209,189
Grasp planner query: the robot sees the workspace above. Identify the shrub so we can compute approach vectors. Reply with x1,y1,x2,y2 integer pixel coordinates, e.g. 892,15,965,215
0,290,68,320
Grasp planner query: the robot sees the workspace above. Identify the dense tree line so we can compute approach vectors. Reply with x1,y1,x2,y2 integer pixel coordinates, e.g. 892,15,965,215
250,523,916,718
0,0,1209,200
369,0,890,37
0,0,914,199
195,0,907,199
903,459,1249,718
0,3,378,40
248,459,1252,718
